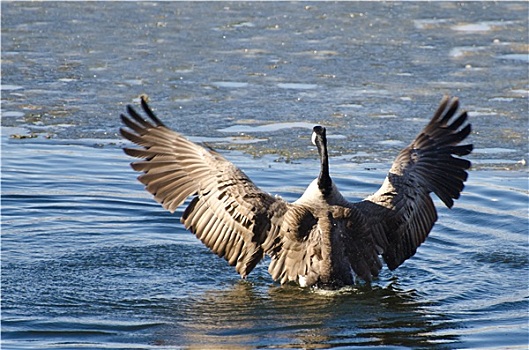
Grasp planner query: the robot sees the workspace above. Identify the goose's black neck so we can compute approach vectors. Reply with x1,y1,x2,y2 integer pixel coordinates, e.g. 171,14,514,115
313,126,332,197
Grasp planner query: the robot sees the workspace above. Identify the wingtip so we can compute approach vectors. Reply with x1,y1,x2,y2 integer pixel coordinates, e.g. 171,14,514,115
126,104,137,117
118,126,128,139
432,96,450,122
122,147,136,157
433,96,460,124
140,97,165,127
140,96,149,111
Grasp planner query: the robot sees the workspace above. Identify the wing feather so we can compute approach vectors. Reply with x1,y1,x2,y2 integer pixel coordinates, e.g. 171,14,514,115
337,206,383,282
120,98,290,277
266,204,320,286
352,96,473,270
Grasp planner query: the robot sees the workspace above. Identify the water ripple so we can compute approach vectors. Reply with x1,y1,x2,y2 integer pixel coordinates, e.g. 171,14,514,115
2,135,527,349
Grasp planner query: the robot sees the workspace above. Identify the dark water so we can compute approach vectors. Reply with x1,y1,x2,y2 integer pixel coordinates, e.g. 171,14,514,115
2,2,528,349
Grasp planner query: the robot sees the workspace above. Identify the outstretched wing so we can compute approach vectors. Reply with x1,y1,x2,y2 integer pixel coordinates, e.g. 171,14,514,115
352,96,473,270
120,98,289,277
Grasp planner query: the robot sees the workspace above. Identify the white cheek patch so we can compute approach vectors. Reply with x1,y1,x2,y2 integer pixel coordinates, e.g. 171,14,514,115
311,131,317,146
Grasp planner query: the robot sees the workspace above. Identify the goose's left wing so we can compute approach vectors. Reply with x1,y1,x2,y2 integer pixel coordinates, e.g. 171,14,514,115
351,96,473,271
120,98,288,277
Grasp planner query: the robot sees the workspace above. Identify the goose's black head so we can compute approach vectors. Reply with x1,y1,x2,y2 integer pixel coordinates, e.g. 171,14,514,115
312,125,332,197
311,125,327,150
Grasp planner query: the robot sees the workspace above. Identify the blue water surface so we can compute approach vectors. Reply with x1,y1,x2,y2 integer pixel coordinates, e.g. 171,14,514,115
2,1,528,349
2,132,528,349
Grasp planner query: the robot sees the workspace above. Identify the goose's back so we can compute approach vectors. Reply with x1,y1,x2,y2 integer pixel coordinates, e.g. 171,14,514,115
268,203,382,288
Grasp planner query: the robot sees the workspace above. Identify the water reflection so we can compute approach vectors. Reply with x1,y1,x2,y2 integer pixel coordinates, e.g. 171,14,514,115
155,280,460,348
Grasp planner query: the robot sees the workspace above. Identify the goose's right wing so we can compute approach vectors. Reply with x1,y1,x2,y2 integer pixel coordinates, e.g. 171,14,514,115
120,98,289,278
352,96,473,271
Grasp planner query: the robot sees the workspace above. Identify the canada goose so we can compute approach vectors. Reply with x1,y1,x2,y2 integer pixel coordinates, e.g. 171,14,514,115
120,96,472,288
